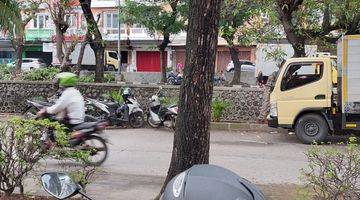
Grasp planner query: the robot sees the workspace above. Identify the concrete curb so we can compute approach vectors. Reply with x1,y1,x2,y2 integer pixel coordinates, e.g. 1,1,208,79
210,122,278,132
0,114,283,132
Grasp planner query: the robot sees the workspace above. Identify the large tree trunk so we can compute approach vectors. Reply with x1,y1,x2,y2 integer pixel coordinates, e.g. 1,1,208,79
159,48,166,83
13,39,24,73
60,42,77,71
229,45,242,85
94,48,105,82
157,0,222,197
158,33,170,83
80,0,105,82
276,2,306,57
55,25,64,63
76,42,87,74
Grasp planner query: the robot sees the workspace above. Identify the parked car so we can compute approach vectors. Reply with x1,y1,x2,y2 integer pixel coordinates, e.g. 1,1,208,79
226,60,255,72
7,58,47,71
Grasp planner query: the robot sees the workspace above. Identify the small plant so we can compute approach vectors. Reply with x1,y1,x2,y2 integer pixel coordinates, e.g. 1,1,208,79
22,67,60,81
79,73,115,83
0,64,15,80
160,96,178,106
78,74,95,83
212,98,230,122
104,73,116,83
108,89,124,104
301,137,360,200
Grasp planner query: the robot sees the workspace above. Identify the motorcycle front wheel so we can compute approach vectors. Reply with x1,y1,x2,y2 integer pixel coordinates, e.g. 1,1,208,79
23,107,38,119
147,114,160,128
80,135,108,166
129,112,145,128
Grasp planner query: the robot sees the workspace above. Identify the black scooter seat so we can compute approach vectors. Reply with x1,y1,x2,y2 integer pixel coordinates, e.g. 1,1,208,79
103,102,119,108
72,122,99,131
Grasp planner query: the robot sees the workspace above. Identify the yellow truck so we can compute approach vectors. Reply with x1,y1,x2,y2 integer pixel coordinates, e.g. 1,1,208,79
267,35,360,144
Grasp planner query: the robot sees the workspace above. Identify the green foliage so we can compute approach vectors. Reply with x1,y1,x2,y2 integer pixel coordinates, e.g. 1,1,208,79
22,67,60,81
263,46,287,67
108,90,124,104
78,74,95,83
79,73,115,83
301,137,360,200
0,118,66,195
212,98,230,122
120,0,188,38
160,96,178,106
0,64,15,80
219,0,282,46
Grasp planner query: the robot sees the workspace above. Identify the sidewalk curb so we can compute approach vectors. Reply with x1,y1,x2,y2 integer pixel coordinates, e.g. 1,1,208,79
210,122,284,132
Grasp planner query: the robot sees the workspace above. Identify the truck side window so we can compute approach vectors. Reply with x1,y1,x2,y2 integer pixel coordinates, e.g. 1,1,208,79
281,62,324,91
109,52,118,59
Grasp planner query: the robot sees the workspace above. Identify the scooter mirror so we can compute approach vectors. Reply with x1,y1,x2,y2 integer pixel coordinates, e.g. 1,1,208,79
41,172,79,200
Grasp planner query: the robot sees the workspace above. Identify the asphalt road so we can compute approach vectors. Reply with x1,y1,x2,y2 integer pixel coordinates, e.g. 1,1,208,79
28,128,349,200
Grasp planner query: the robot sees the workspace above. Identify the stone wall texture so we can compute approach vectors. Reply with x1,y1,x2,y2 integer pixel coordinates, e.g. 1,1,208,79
0,81,267,122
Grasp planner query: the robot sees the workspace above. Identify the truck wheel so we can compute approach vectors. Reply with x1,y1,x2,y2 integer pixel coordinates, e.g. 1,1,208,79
295,114,328,144
107,65,115,71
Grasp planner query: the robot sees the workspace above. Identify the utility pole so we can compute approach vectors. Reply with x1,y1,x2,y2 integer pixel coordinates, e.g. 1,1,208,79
117,0,122,79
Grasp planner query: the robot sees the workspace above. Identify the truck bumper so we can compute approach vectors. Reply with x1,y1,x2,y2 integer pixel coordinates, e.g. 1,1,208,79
267,115,278,128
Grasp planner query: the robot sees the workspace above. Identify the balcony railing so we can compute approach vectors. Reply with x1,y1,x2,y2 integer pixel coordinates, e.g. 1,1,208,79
26,28,54,41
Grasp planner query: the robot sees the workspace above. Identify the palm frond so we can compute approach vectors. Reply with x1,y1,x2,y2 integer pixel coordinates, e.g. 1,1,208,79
0,0,22,32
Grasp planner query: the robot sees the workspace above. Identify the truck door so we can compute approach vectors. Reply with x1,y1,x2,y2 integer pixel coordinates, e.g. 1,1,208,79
277,61,331,125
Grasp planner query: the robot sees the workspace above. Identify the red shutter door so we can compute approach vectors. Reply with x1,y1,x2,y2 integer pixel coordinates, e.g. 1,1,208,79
136,51,161,72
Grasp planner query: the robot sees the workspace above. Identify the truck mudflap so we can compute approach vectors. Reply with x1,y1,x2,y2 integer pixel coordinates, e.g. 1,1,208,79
267,115,278,128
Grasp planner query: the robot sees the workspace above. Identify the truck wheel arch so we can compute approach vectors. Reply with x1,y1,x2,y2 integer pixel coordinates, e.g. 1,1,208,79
293,109,334,132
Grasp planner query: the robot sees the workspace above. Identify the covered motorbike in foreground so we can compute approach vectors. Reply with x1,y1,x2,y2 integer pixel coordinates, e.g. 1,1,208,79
161,165,265,200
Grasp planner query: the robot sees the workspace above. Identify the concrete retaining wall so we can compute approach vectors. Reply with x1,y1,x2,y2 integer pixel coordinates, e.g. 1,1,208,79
0,81,267,122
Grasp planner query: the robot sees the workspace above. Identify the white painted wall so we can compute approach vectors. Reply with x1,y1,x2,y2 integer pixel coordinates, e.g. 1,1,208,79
255,43,318,76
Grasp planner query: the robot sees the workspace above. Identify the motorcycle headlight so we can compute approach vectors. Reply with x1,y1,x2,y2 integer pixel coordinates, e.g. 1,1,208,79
173,172,186,197
269,102,277,117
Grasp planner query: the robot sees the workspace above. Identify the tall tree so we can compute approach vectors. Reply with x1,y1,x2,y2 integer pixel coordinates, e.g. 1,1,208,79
121,0,188,83
220,0,280,85
273,0,360,57
0,0,41,72
47,0,78,70
158,0,222,197
79,0,105,82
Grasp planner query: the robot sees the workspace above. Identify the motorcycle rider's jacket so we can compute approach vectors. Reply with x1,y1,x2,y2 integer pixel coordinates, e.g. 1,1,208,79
46,87,85,125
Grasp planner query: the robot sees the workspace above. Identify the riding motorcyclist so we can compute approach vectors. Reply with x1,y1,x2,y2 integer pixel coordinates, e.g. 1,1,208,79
117,87,132,121
37,72,85,130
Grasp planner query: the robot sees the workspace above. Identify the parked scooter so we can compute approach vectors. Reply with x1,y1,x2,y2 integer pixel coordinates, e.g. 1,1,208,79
167,71,183,85
147,87,178,130
85,88,144,128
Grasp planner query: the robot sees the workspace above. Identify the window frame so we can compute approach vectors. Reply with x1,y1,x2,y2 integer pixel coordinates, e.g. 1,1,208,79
280,62,324,92
33,14,49,29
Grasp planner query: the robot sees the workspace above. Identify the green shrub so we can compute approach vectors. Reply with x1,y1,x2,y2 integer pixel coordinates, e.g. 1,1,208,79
160,96,178,106
22,67,60,81
108,89,124,104
104,73,116,83
301,137,360,200
0,64,15,80
79,74,95,83
0,117,92,196
79,73,115,83
212,98,230,122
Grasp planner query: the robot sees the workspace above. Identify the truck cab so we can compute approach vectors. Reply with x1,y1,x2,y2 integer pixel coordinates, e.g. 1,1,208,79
268,57,337,144
105,51,119,71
